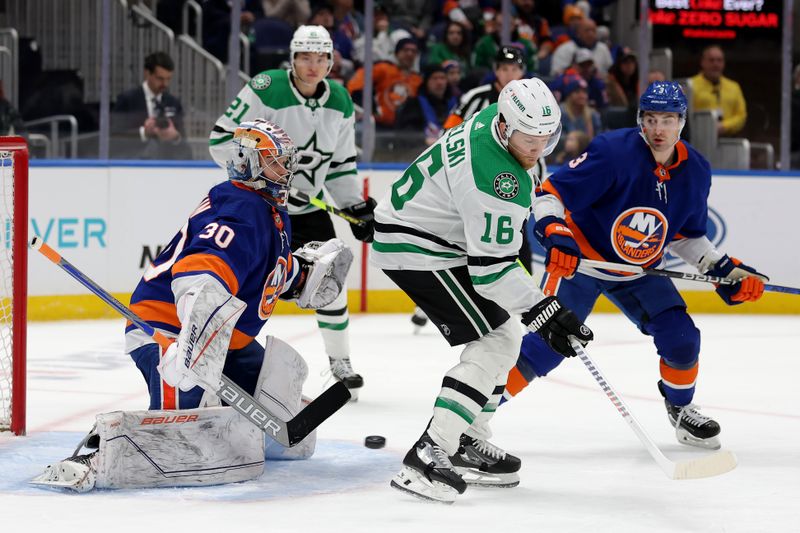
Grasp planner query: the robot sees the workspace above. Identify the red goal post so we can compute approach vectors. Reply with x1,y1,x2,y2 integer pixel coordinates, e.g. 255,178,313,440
0,136,27,435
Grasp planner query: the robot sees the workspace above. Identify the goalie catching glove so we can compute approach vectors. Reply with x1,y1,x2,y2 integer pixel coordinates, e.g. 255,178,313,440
522,296,593,357
158,278,247,392
705,255,768,305
285,238,354,309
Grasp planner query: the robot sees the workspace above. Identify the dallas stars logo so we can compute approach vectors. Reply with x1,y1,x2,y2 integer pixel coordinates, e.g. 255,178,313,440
493,172,520,199
294,132,333,187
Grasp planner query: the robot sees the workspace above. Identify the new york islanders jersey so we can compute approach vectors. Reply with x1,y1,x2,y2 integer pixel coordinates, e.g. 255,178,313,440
536,128,712,280
209,69,362,214
371,104,546,315
125,181,298,353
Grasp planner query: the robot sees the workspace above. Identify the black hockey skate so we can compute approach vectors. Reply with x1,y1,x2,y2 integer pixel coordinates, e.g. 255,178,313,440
391,431,467,504
659,381,721,450
328,357,363,401
450,434,521,487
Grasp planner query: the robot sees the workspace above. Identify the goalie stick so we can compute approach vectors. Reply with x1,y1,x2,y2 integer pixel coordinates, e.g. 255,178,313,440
30,236,350,447
290,188,366,227
579,258,800,295
570,339,737,480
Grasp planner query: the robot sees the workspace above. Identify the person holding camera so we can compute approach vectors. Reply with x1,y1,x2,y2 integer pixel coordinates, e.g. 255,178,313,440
111,51,192,159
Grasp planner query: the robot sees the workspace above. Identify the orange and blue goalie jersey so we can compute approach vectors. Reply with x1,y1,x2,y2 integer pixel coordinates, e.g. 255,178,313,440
540,128,711,275
127,181,298,350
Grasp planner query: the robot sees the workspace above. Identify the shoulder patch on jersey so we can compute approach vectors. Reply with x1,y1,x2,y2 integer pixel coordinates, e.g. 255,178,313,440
493,173,520,199
250,74,271,90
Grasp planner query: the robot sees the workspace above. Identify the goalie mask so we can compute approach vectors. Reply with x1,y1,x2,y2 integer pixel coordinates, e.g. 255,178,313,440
290,25,334,79
497,78,562,161
227,119,298,209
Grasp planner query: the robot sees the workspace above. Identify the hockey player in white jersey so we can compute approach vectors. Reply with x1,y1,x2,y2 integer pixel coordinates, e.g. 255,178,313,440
210,25,372,399
372,79,594,503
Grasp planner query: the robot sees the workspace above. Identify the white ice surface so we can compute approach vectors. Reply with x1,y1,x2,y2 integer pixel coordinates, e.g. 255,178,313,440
2,313,798,533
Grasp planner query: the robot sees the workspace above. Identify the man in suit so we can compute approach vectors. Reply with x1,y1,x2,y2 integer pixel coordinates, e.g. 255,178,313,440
111,51,192,159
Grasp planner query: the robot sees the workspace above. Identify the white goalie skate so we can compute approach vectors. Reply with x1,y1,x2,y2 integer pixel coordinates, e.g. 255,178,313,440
30,453,97,493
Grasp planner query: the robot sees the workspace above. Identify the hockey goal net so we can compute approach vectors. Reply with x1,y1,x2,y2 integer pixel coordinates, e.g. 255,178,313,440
0,137,27,435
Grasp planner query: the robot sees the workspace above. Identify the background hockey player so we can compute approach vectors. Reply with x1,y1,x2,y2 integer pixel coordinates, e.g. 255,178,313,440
32,119,353,492
371,79,593,503
209,25,372,399
503,81,768,450
412,46,541,331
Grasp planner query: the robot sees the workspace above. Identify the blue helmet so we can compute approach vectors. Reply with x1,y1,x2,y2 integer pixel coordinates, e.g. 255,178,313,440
638,81,687,117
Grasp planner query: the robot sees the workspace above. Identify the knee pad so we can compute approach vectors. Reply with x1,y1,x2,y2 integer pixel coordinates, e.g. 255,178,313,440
645,307,700,368
461,318,523,379
257,336,316,460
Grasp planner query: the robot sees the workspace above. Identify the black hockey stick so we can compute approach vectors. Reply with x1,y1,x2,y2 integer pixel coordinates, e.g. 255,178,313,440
579,259,799,295
30,236,350,447
289,188,367,227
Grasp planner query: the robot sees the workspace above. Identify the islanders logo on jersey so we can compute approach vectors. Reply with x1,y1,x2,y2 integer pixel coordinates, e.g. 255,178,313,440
258,256,290,320
610,207,669,265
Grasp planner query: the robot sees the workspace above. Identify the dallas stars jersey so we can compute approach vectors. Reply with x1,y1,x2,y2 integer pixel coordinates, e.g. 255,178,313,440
371,104,546,315
209,69,362,214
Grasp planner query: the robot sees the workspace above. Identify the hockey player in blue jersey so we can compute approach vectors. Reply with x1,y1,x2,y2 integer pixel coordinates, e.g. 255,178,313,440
31,119,354,492
503,81,768,450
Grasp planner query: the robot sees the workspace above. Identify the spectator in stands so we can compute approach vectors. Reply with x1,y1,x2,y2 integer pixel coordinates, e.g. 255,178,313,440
396,64,458,146
441,0,483,32
202,0,259,62
472,10,537,74
426,21,472,74
347,38,423,127
568,48,608,109
331,0,363,59
553,129,590,165
549,4,584,52
557,72,601,140
379,0,437,42
512,0,554,61
443,45,526,130
791,64,800,168
0,84,25,136
606,48,638,108
329,49,355,85
550,17,612,78
111,51,191,160
690,44,747,137
246,0,311,30
352,6,412,65
442,59,463,99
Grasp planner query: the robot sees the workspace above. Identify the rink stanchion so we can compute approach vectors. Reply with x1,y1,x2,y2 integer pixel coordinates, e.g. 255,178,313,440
29,236,351,447
579,259,800,295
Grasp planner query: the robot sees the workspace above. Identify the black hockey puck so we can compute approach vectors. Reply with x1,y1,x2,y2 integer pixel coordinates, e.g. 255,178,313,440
364,435,386,449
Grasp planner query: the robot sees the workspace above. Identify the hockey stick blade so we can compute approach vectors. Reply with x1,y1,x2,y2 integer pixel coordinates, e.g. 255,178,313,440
30,236,349,448
572,340,737,480
286,381,351,446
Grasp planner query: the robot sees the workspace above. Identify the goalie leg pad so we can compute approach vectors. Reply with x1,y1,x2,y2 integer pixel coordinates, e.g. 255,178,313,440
93,406,264,489
257,336,317,460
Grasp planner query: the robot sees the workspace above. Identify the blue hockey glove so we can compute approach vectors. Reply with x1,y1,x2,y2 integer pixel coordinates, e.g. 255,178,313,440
706,255,768,305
